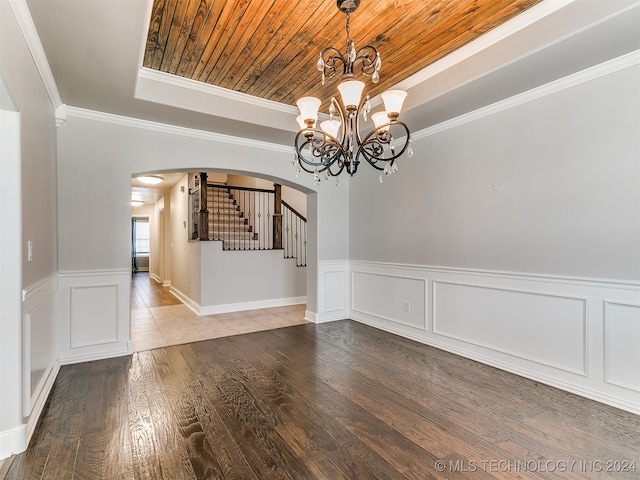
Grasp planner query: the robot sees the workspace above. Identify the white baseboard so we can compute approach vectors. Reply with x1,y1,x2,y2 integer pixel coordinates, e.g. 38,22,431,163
170,286,306,316
0,425,27,461
199,296,307,316
168,286,199,313
315,311,348,323
24,360,60,447
59,344,133,366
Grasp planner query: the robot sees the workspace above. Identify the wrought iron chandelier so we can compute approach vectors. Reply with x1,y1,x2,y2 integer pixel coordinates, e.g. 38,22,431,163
293,0,413,186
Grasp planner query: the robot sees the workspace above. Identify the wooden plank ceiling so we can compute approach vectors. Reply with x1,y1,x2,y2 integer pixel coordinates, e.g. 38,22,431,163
144,0,542,110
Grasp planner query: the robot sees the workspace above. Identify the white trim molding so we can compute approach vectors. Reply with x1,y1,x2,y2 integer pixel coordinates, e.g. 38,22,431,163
65,106,292,154
7,0,62,109
0,425,26,461
316,260,350,323
135,68,298,134
19,274,60,457
169,284,306,316
412,50,640,141
349,261,640,415
58,269,133,364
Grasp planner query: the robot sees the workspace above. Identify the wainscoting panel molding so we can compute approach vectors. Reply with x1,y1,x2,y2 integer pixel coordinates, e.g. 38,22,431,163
22,274,58,417
352,271,426,331
433,281,587,375
22,274,60,448
317,261,350,323
349,261,640,414
70,285,118,348
603,301,640,393
59,270,132,364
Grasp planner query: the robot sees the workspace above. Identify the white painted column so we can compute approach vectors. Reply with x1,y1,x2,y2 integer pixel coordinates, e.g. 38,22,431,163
0,110,27,458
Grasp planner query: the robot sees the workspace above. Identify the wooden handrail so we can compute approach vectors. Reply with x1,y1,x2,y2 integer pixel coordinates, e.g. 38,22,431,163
190,181,307,265
207,183,274,194
282,200,306,222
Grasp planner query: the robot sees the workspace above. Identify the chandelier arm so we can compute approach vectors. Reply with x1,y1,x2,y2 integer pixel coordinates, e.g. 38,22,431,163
328,159,346,177
320,47,347,81
354,45,379,77
352,93,370,147
355,143,385,171
330,97,347,145
356,121,411,169
294,129,347,171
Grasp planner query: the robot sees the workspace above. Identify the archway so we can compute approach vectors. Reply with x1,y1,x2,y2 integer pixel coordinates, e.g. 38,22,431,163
129,168,316,351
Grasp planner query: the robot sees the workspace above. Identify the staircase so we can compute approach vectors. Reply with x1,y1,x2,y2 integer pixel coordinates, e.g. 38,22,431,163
207,188,261,250
191,181,306,266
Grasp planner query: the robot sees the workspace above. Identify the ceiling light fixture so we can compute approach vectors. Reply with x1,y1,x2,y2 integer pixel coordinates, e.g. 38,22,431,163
293,0,412,185
131,200,144,207
136,175,164,185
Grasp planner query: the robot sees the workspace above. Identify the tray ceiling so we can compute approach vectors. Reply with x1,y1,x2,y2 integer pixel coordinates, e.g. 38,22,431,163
143,0,543,108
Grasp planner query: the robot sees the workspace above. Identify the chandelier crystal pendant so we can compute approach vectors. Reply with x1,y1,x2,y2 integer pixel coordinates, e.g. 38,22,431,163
293,0,413,185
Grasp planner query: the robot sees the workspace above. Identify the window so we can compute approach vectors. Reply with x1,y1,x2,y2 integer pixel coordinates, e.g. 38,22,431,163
132,217,149,257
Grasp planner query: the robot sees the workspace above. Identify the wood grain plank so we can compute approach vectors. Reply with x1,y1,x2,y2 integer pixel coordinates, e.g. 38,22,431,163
228,0,303,94
143,0,167,68
150,348,216,479
158,0,194,72
194,2,252,83
174,0,213,78
102,357,135,480
8,320,640,479
149,0,179,71
162,345,260,480
204,0,277,86
207,332,417,480
165,0,205,75
142,0,543,105
127,352,164,479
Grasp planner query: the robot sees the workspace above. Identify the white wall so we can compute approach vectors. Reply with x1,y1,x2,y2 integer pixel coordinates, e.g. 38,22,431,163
168,175,193,299
348,58,640,413
0,0,60,459
149,198,162,282
351,63,640,280
171,242,306,315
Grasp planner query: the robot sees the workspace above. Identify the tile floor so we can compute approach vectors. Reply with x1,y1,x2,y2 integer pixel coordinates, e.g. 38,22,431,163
131,303,309,352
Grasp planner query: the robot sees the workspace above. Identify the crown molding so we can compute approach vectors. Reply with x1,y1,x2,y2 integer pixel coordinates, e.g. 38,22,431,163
55,104,67,127
138,68,298,115
65,106,293,154
412,50,640,141
8,0,62,109
135,68,299,132
398,0,577,91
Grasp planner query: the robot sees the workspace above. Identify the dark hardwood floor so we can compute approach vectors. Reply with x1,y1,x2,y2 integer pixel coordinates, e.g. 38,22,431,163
5,321,639,479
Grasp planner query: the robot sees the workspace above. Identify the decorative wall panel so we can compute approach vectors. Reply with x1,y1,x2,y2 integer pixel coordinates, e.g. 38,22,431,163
70,285,118,348
352,271,426,330
604,301,640,392
433,281,587,375
59,270,132,364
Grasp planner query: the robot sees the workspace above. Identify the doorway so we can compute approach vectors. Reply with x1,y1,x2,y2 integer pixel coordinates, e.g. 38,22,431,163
129,171,310,352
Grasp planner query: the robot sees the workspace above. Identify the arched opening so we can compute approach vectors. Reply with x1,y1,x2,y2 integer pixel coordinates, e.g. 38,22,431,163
129,168,314,351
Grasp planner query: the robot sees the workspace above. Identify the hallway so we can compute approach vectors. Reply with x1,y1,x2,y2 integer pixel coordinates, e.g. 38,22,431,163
130,273,308,351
